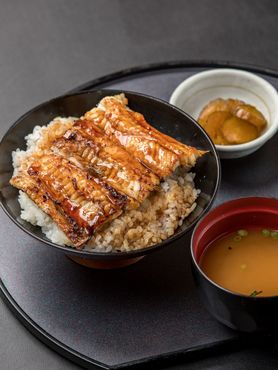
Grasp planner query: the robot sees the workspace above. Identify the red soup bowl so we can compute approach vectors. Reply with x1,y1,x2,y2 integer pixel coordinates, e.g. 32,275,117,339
191,197,278,332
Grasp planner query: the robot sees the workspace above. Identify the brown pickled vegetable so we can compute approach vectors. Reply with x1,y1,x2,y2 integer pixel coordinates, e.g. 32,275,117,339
198,98,267,145
202,111,232,145
221,117,258,144
198,98,243,125
234,105,267,132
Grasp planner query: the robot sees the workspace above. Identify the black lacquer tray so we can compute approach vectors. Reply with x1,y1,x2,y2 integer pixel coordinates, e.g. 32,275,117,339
1,61,278,369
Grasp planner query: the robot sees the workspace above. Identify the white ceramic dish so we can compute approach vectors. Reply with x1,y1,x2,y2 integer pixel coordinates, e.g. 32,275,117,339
170,69,278,158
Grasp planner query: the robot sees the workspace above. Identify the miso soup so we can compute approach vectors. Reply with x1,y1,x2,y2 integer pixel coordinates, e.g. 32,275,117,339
200,228,278,297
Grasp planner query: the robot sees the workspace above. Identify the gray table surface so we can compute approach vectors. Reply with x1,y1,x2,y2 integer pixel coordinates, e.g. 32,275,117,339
1,0,278,369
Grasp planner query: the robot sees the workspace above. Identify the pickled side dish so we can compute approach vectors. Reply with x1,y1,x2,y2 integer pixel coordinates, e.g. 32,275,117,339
198,98,267,145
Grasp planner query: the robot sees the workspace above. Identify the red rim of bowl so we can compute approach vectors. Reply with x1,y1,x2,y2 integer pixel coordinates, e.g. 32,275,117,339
191,196,278,300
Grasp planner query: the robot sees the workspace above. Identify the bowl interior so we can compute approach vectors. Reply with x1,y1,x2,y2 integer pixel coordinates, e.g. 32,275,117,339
170,69,278,132
192,197,278,264
0,90,220,258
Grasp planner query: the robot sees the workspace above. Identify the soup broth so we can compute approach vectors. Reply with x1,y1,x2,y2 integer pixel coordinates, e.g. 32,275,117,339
200,228,278,297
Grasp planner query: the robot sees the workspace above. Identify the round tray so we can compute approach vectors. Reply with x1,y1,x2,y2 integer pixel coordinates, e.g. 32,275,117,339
1,61,278,369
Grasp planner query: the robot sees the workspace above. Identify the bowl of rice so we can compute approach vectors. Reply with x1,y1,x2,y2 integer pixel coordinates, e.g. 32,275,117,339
0,90,220,268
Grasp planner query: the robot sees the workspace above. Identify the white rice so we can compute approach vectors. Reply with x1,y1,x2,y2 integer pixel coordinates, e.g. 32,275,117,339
13,117,199,252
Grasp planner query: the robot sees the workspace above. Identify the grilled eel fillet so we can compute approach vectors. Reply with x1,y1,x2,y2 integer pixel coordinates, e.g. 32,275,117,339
10,94,205,248
10,154,127,248
84,94,206,177
51,119,160,208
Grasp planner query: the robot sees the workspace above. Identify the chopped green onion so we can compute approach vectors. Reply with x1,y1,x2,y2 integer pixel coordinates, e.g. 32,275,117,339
250,290,263,297
233,235,242,242
270,231,278,239
237,229,248,237
261,229,270,237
